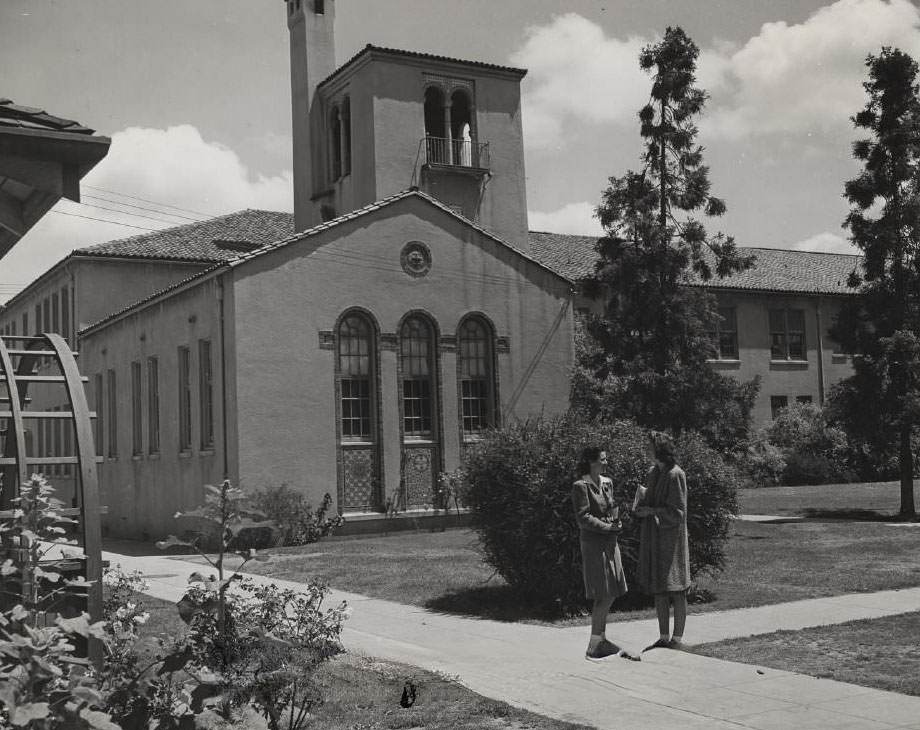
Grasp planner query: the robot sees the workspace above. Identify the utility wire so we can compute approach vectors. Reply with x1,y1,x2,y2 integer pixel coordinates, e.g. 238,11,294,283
61,200,198,227
83,185,219,218
50,210,160,232
82,194,208,224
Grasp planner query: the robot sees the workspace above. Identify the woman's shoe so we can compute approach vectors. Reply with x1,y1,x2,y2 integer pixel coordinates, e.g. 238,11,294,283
642,637,672,653
585,639,621,661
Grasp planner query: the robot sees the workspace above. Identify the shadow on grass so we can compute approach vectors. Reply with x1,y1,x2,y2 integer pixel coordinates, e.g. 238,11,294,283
424,584,716,622
800,508,907,521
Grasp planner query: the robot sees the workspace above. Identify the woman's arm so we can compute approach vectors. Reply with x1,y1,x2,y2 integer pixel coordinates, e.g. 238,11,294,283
646,469,687,528
571,482,617,534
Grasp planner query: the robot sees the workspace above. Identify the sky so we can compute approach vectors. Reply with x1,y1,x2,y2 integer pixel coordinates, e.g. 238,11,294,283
3,0,920,302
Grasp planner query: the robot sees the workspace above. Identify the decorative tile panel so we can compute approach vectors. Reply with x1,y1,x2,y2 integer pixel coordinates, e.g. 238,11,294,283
496,336,510,353
318,330,334,350
342,447,375,510
438,335,457,352
402,446,433,509
381,333,398,351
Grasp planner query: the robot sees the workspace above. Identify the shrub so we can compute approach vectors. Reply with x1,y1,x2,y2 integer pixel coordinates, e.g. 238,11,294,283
766,402,856,485
247,486,344,548
461,414,739,615
738,429,787,487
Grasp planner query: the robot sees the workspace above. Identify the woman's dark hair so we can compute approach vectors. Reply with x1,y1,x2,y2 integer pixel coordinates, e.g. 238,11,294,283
649,431,677,468
577,446,604,476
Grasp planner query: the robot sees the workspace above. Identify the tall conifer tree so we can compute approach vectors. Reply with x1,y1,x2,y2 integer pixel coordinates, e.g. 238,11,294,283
580,27,756,450
831,47,920,517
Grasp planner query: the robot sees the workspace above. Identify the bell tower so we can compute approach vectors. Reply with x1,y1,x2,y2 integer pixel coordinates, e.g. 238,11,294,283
286,0,335,232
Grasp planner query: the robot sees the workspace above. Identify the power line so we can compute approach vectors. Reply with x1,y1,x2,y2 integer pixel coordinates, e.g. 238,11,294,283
50,210,160,232
83,185,219,219
83,194,207,224
62,200,197,227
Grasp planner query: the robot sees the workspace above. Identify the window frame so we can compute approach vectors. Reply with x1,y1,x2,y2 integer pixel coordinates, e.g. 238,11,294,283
399,315,437,440
178,346,192,452
337,313,376,442
708,306,739,360
770,395,789,420
199,339,214,450
147,356,160,455
106,369,117,458
131,361,143,456
769,308,807,361
457,315,497,439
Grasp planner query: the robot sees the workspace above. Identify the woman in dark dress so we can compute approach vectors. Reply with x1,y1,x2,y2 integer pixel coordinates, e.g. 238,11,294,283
571,446,635,661
635,431,691,650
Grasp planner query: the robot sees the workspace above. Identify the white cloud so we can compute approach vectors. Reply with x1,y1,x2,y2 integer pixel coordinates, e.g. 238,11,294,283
789,231,858,254
706,0,920,138
0,125,293,296
528,202,603,235
511,14,651,149
512,1,920,148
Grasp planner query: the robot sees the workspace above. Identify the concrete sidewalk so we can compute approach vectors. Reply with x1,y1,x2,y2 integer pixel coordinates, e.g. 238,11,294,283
105,549,920,730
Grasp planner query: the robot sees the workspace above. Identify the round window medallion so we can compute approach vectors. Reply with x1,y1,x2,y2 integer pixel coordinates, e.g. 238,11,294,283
401,241,432,278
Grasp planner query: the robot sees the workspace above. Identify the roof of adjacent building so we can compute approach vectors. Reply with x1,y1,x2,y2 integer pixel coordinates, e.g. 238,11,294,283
75,209,296,262
80,189,570,336
318,44,527,90
0,98,99,135
528,231,861,296
0,99,111,260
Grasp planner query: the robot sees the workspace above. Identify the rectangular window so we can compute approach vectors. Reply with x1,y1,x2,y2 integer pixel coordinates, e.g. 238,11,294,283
52,406,61,477
198,340,214,449
708,307,738,360
94,373,104,457
61,287,70,346
178,346,192,451
147,357,160,454
51,291,59,334
796,395,813,404
461,380,488,434
402,379,432,436
107,369,117,457
769,308,806,361
131,361,143,456
770,395,789,420
340,379,370,438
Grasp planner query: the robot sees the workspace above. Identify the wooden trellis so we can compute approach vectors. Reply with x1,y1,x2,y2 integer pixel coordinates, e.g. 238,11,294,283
0,333,103,627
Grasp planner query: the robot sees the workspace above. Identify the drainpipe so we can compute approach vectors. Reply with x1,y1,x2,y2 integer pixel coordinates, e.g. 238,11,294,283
217,275,229,479
815,296,826,405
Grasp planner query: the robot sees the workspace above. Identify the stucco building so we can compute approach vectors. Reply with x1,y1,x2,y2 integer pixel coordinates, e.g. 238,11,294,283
0,0,861,536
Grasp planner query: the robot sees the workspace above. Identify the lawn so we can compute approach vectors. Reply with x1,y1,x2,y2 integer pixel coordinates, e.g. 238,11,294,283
692,611,920,697
738,480,920,518
137,595,591,730
176,517,920,623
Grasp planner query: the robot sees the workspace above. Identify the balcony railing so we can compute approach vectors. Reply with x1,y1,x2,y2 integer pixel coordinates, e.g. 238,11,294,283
424,136,490,171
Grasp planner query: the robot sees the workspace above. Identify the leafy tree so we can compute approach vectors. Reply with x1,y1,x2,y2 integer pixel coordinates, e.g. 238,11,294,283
579,27,757,451
831,47,920,517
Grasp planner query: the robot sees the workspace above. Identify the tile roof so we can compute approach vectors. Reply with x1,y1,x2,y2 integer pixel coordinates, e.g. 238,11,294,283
75,209,296,262
318,44,527,90
81,189,571,336
0,98,97,135
527,232,861,296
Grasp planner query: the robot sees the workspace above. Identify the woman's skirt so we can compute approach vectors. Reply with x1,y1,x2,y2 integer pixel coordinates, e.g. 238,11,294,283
579,532,628,600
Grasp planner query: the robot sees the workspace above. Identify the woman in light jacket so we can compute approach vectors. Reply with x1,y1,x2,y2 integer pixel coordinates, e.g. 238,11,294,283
635,431,690,650
572,445,633,661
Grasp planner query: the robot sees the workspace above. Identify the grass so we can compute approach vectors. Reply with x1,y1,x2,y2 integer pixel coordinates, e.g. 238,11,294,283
692,611,920,697
134,595,591,730
173,516,920,624
739,480,920,518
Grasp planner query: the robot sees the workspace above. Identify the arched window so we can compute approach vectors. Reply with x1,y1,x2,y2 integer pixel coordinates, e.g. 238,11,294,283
341,96,351,176
329,106,342,181
457,316,495,436
450,90,473,166
338,313,374,438
424,86,447,164
399,316,436,438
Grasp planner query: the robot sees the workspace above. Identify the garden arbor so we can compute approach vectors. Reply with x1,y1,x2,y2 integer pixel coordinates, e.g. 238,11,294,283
0,332,103,624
